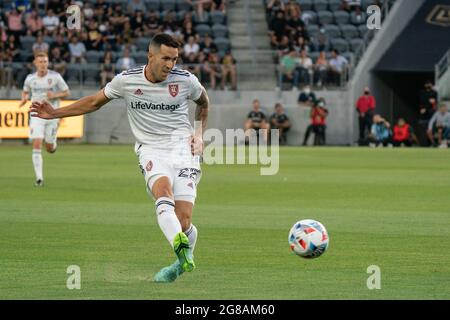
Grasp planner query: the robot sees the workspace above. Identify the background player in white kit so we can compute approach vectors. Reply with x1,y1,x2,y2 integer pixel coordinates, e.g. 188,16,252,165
19,52,70,186
30,34,209,283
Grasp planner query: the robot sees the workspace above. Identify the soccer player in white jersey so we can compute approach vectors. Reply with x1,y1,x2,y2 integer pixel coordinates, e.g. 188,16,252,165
30,34,210,283
19,51,70,187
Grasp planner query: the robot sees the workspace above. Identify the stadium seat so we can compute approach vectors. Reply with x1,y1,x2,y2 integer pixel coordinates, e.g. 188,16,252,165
19,36,35,52
214,37,231,52
324,24,341,37
66,63,82,84
86,50,103,63
342,51,354,64
362,0,375,10
193,11,210,25
134,51,148,64
340,24,359,40
328,0,342,11
145,0,160,11
358,24,369,38
317,11,334,25
195,24,212,37
334,11,350,25
301,11,317,25
330,38,349,52
136,37,151,51
306,24,319,37
177,0,193,12
19,50,32,61
309,51,320,63
161,0,176,11
349,38,364,52
82,63,100,85
313,0,328,11
297,0,313,11
212,24,228,39
210,10,226,25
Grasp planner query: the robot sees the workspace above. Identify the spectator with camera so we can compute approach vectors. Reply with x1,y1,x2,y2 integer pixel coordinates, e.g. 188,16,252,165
427,103,450,148
392,118,417,147
302,98,328,146
269,103,291,145
368,114,391,147
419,80,438,145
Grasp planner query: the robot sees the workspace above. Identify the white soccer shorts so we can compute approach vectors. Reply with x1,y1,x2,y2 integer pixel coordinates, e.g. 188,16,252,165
135,143,202,204
29,117,59,144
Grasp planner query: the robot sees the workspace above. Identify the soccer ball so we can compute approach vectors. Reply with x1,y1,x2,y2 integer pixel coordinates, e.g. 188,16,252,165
288,219,329,258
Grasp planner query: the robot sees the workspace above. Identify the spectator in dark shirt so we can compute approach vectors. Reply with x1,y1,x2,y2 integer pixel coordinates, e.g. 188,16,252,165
185,52,201,80
199,34,217,56
269,10,289,49
297,85,316,106
144,10,162,37
270,103,291,145
50,34,70,62
418,80,438,146
355,86,376,145
245,99,270,144
49,46,66,77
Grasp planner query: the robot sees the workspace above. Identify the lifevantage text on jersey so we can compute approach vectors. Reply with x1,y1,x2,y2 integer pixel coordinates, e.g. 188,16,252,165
130,101,180,112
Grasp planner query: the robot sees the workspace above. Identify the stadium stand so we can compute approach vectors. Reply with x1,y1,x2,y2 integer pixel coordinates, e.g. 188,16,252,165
0,0,234,89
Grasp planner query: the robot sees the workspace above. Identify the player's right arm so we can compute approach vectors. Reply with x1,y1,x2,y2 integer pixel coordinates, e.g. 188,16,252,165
30,72,124,119
30,89,110,119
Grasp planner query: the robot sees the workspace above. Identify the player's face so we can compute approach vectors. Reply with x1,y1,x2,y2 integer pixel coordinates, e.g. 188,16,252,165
149,44,178,82
34,56,49,73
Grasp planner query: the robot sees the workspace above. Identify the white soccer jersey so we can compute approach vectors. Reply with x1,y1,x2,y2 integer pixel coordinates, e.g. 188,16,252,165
23,70,69,108
104,65,204,149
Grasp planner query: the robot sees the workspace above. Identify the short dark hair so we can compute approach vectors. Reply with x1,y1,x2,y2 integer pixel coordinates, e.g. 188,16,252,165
149,33,181,50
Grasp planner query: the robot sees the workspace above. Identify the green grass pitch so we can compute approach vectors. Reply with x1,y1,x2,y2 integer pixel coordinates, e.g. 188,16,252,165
1,145,449,299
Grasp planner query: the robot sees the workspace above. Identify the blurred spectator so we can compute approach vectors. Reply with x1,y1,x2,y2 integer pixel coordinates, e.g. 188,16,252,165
185,52,201,79
32,33,49,54
100,51,115,88
279,49,298,89
356,86,376,145
393,118,417,147
49,34,70,62
183,20,199,43
350,4,367,25
313,28,330,52
144,11,162,37
297,85,316,106
86,20,103,51
25,9,43,36
6,34,21,62
127,0,146,15
115,48,136,72
42,9,59,34
199,34,218,56
328,49,348,86
49,46,66,77
314,51,328,87
368,114,391,147
68,36,87,63
269,11,289,49
427,103,450,148
0,48,13,87
202,50,222,90
6,8,24,38
296,49,313,87
266,0,285,19
342,0,362,12
270,103,291,145
130,10,146,38
418,80,438,145
212,0,226,13
221,50,237,90
293,35,311,55
303,98,328,146
245,99,270,144
183,35,200,60
286,9,305,41
12,0,32,13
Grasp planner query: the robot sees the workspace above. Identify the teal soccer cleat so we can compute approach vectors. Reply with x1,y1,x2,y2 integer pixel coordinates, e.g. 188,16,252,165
153,261,185,283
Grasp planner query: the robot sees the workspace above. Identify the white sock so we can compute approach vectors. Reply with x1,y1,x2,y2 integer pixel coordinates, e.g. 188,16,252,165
32,149,43,181
185,224,198,252
155,197,182,247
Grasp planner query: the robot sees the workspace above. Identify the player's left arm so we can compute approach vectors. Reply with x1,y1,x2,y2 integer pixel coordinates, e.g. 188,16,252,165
192,88,210,155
